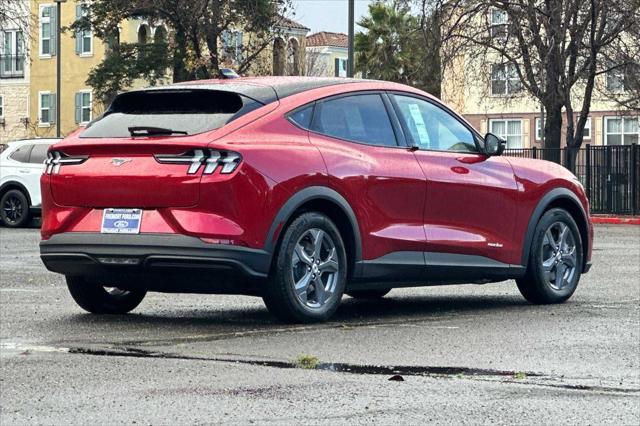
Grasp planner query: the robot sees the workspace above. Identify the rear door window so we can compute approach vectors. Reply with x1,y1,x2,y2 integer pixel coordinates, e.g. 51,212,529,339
311,94,398,147
29,144,50,164
9,145,33,163
288,104,314,129
81,89,263,138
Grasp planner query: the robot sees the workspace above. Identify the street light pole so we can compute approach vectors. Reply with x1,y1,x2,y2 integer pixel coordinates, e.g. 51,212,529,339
347,0,354,77
53,0,66,138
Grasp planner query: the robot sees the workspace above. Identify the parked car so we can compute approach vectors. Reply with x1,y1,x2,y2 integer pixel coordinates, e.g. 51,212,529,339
0,138,60,227
39,77,593,322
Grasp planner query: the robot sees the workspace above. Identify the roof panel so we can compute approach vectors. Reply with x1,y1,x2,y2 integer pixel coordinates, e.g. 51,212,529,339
140,77,365,104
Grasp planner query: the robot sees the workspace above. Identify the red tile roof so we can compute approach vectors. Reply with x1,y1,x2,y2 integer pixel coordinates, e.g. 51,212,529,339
306,31,348,48
275,16,310,31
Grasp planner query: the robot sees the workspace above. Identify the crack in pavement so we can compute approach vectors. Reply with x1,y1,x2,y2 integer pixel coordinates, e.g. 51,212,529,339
63,345,639,395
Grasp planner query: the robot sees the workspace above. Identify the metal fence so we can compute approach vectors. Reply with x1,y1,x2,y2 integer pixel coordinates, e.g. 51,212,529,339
504,144,640,215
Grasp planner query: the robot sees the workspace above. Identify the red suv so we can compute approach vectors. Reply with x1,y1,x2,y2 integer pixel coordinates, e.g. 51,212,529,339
40,77,593,322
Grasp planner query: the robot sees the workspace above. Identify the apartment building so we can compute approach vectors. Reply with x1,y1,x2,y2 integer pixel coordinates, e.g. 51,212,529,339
27,0,158,138
441,9,638,149
4,1,308,141
0,0,30,142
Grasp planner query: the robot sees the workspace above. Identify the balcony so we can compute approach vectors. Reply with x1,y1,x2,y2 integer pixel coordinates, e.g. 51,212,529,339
0,55,25,78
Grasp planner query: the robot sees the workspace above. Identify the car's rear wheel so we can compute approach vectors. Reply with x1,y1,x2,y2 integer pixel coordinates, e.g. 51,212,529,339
1,189,30,228
516,208,583,304
347,288,391,299
263,212,347,323
66,276,146,314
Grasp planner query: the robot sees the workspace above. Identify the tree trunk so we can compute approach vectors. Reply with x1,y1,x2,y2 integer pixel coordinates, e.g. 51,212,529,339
172,27,191,82
544,105,563,164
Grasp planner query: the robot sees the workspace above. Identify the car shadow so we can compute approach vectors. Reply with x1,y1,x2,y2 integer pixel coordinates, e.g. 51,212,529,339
61,293,532,336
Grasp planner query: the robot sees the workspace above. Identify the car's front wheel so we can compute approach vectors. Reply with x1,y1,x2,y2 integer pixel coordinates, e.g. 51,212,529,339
1,189,30,228
263,212,347,323
66,276,147,314
517,208,583,304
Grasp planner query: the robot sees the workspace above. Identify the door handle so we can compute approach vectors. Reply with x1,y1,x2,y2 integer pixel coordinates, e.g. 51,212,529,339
456,155,486,164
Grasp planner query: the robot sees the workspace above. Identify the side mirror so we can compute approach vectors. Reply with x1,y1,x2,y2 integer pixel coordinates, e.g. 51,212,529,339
484,133,506,156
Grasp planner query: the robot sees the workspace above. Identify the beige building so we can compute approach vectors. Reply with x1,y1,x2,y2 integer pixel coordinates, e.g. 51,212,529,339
441,11,639,149
305,32,348,77
27,0,161,138
0,0,31,142
3,2,309,142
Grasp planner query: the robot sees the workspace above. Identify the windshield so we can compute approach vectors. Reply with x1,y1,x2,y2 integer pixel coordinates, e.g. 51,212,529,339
81,89,263,138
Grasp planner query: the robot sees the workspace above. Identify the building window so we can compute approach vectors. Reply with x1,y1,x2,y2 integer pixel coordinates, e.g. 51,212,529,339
39,91,56,126
606,65,634,92
221,30,243,63
335,58,347,77
75,91,92,124
75,3,92,56
490,119,523,148
582,117,591,139
489,8,508,38
491,63,521,96
0,95,4,117
1,30,25,78
40,5,55,57
604,117,639,145
535,117,542,141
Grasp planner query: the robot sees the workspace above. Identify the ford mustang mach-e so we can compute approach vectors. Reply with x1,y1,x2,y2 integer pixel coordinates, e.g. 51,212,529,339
39,77,593,322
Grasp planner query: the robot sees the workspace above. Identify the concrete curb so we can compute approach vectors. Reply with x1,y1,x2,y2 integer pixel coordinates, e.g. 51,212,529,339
591,216,640,225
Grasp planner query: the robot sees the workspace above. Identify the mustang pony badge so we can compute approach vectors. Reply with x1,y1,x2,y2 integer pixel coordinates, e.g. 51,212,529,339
110,158,132,167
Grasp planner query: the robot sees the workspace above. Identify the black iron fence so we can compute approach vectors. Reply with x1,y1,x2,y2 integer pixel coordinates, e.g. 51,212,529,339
504,144,640,215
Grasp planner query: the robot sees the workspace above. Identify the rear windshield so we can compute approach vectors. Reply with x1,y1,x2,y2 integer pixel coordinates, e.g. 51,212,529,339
81,89,263,138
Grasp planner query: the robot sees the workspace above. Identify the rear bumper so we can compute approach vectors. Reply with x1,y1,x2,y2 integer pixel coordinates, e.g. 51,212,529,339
40,233,271,293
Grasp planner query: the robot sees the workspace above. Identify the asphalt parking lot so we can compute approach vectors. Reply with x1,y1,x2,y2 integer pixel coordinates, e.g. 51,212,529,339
0,225,639,424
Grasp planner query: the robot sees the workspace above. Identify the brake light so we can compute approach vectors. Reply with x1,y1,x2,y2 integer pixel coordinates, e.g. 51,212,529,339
154,149,242,175
45,151,89,174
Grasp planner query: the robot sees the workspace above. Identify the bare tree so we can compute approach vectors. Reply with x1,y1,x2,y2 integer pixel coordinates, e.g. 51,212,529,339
424,0,639,169
304,48,328,77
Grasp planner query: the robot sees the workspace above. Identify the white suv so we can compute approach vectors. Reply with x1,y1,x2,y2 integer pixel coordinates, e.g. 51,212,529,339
0,139,59,227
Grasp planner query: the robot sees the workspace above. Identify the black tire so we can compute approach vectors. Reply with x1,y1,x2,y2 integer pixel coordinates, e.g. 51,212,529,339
347,288,391,299
1,189,30,228
66,276,146,314
262,212,347,323
516,208,583,304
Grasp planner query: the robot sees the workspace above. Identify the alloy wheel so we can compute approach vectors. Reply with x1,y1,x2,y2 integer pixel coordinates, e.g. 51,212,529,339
103,287,130,297
2,194,24,225
291,228,340,309
541,221,578,290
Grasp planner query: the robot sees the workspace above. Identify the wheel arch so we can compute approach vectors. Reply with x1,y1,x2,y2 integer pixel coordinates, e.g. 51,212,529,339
0,181,33,206
265,186,362,279
521,187,589,272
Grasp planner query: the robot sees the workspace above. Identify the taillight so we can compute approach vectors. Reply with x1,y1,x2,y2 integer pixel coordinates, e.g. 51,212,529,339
154,149,242,175
44,151,89,174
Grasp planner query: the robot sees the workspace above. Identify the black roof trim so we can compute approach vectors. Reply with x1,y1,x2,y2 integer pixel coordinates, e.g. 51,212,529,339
140,84,279,105
131,78,365,105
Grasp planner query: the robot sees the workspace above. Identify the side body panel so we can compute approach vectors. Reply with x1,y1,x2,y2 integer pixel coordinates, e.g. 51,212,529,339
414,151,520,265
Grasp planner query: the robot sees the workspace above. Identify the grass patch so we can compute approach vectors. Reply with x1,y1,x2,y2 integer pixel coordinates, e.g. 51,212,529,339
296,354,320,370
514,372,527,380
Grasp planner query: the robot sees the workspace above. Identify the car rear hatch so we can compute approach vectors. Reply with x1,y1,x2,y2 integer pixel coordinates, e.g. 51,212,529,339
48,88,265,208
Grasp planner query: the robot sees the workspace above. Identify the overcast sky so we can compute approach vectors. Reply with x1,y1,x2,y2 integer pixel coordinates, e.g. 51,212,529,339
290,0,375,34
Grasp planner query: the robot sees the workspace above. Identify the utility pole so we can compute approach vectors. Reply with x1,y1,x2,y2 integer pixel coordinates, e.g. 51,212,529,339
54,0,66,138
347,0,354,77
